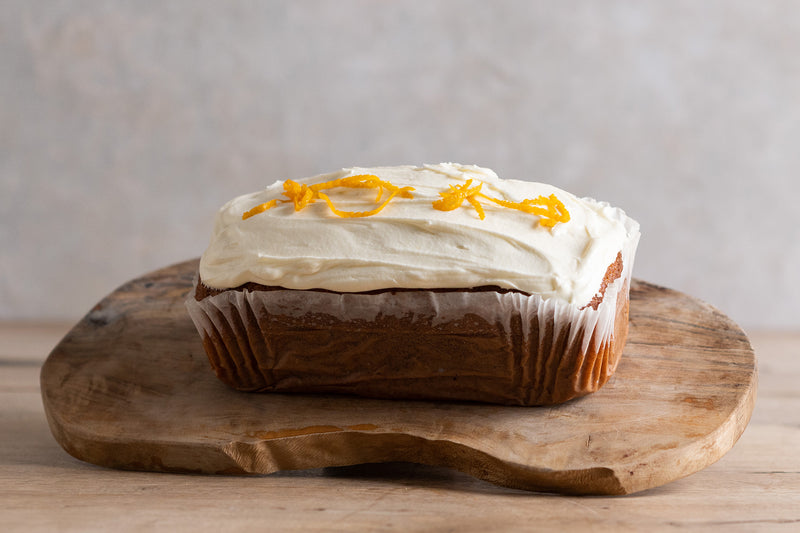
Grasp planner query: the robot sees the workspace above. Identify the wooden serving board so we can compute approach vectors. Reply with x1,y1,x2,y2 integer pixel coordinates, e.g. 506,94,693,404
41,259,756,495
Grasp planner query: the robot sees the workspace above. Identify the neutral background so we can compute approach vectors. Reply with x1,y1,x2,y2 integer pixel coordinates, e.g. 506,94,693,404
2,1,798,329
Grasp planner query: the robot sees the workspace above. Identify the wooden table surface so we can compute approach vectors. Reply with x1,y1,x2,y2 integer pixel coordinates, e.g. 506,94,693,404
2,322,798,532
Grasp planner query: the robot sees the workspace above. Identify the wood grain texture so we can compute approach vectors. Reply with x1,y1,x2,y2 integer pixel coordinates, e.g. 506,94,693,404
39,259,756,495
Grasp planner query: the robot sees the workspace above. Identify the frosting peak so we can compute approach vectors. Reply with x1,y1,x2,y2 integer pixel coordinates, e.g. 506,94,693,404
199,164,640,305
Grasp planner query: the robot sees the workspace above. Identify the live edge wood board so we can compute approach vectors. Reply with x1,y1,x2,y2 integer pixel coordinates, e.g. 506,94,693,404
40,259,756,495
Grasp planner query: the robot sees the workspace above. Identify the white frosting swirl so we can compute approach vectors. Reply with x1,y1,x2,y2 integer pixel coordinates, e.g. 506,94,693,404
199,164,639,305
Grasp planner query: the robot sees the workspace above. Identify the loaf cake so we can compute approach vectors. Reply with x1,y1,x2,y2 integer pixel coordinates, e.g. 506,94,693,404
186,163,640,405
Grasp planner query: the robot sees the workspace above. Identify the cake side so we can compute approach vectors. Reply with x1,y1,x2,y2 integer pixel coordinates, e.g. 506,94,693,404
186,254,631,406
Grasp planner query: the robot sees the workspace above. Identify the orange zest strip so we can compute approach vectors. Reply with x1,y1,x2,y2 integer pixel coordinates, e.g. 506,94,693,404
481,193,570,227
319,189,399,218
241,199,278,220
432,180,484,215
242,173,568,227
283,180,315,211
432,179,570,227
466,195,486,220
241,174,415,220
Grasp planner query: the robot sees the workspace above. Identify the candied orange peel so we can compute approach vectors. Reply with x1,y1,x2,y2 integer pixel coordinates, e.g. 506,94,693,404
242,174,415,220
432,179,570,227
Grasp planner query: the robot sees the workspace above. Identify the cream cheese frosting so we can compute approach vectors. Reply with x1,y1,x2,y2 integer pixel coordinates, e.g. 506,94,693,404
199,164,640,306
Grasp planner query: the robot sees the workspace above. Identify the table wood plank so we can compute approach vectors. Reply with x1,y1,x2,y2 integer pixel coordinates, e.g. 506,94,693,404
0,322,71,363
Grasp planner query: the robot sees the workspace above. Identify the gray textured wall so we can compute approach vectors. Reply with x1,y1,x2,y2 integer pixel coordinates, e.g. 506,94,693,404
2,1,799,329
